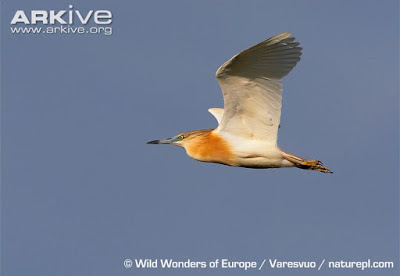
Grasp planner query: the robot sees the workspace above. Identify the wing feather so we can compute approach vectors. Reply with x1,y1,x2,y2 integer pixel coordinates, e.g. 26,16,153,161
208,108,224,124
215,32,302,144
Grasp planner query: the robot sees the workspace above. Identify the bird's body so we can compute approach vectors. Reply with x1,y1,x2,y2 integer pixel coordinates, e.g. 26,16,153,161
168,129,293,169
148,32,332,173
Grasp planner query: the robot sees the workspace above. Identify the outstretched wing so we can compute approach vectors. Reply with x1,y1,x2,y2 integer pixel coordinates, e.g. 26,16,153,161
215,32,302,145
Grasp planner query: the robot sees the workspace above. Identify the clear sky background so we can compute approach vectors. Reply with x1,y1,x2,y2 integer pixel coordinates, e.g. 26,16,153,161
1,0,399,275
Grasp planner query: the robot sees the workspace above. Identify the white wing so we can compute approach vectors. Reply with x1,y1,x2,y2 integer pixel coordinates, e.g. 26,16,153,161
208,108,224,124
215,32,302,145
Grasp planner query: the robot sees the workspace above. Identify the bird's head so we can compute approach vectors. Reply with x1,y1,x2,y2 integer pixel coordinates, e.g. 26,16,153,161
147,129,213,148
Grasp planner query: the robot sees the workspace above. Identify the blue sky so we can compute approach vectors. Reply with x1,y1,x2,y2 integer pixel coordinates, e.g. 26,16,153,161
1,0,399,275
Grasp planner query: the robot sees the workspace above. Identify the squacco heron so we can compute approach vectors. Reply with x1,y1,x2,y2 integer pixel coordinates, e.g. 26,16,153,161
148,32,332,173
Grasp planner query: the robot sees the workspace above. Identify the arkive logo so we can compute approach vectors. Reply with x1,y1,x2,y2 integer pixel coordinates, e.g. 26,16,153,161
10,5,113,36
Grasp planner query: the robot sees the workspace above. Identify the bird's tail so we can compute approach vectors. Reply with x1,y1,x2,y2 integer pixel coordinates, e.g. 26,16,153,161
282,151,332,174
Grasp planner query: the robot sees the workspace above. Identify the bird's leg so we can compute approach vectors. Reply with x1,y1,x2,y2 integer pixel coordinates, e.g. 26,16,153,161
300,160,332,173
282,150,332,174
302,160,323,166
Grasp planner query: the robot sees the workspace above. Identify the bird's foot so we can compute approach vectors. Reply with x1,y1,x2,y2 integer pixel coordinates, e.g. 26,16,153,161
282,151,333,174
303,160,323,166
301,160,332,173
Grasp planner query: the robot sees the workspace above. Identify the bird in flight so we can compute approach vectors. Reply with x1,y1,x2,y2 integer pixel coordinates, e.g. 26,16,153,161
148,32,332,173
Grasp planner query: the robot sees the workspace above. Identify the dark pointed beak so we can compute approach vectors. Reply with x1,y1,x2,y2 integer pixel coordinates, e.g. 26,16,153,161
147,138,174,145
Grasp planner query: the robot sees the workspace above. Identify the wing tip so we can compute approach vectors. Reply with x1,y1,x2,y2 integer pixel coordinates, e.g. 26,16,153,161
280,31,292,37
266,32,298,45
216,31,301,79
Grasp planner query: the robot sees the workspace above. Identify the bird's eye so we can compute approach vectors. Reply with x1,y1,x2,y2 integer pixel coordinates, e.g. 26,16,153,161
177,135,184,140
